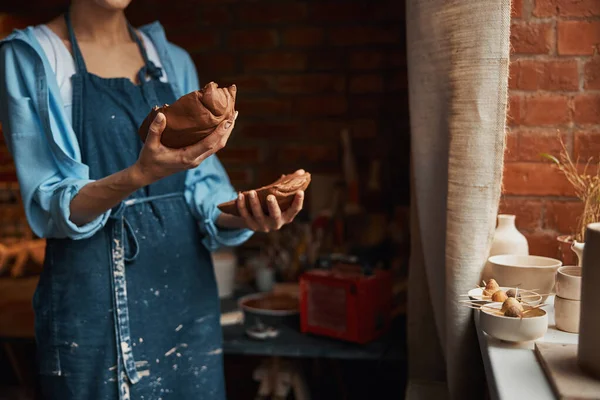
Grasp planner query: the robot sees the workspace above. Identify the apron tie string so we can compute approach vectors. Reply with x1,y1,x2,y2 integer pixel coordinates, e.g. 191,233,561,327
123,218,140,262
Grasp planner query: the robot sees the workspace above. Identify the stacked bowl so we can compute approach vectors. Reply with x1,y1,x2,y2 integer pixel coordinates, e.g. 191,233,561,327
554,266,582,333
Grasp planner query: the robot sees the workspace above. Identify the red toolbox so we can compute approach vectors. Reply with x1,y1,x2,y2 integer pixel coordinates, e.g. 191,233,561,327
299,264,393,344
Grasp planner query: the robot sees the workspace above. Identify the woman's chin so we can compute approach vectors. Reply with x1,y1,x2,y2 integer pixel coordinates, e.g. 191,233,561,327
94,0,133,11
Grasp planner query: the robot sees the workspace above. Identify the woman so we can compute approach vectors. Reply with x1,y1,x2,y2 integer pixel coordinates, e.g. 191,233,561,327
0,0,304,399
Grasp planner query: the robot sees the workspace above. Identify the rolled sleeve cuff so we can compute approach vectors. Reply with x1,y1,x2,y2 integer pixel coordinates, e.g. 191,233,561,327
52,179,111,240
200,206,254,252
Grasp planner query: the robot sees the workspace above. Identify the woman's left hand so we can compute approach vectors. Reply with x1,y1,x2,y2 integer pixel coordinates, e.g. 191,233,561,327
237,189,304,233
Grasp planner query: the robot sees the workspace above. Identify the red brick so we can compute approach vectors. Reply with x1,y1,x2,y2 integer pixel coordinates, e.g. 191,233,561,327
389,71,408,91
510,60,579,91
306,119,378,139
573,94,600,124
349,75,384,94
545,201,584,234
310,2,404,22
518,129,568,161
218,76,270,93
534,0,600,17
390,51,407,67
294,95,348,116
350,52,384,70
508,62,518,90
502,162,575,196
278,145,338,163
169,31,221,52
243,52,307,71
521,94,570,126
155,4,200,29
558,21,600,56
235,3,307,24
198,6,232,26
228,29,278,50
372,1,406,21
539,60,579,91
329,27,401,46
235,98,292,117
524,231,561,258
218,147,261,164
309,4,372,22
226,168,254,187
273,74,345,94
505,129,519,162
499,197,543,231
584,56,600,90
309,51,345,71
512,0,524,18
510,22,553,54
193,53,235,76
240,122,301,139
574,129,600,162
350,96,384,117
508,95,522,126
282,27,323,47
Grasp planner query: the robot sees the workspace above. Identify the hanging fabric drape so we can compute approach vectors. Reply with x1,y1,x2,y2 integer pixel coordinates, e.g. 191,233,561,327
405,0,511,398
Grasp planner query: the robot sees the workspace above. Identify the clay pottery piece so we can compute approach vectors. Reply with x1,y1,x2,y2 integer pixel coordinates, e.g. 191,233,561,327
138,82,236,149
483,214,529,281
555,296,580,333
489,255,562,303
557,235,578,267
555,266,582,301
218,171,311,217
578,222,600,379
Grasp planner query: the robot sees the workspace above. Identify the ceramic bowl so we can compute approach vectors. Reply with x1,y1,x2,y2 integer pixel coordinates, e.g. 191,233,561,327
479,303,548,342
238,293,300,331
555,296,580,333
489,255,562,302
555,266,582,301
468,287,542,306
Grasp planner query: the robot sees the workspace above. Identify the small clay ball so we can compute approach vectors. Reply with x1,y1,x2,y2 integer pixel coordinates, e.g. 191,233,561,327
483,288,496,297
492,290,508,302
501,297,523,313
504,305,523,318
506,288,522,301
485,279,500,291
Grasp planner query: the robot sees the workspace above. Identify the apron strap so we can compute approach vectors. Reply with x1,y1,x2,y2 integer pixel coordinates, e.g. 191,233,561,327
64,11,88,74
127,23,163,82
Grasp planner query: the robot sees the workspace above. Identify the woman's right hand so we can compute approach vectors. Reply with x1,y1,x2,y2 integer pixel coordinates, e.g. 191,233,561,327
132,111,238,186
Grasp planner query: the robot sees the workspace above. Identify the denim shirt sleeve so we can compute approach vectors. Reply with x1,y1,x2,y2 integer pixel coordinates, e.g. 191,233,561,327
173,45,254,251
0,41,110,239
184,155,254,251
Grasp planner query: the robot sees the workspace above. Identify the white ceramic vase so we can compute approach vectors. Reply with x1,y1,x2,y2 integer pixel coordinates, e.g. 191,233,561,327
578,222,600,379
483,214,529,281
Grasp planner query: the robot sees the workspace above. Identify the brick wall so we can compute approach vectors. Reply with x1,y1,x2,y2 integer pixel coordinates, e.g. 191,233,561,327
0,1,410,213
504,0,600,256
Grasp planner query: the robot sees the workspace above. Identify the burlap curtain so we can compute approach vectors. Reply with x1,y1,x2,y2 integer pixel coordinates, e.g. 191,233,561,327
405,0,511,398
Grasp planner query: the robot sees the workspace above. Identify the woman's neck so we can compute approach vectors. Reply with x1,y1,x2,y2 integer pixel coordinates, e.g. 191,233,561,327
69,1,130,45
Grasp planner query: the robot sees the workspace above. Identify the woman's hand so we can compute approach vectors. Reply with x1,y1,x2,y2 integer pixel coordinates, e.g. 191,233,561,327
132,111,237,186
236,169,306,233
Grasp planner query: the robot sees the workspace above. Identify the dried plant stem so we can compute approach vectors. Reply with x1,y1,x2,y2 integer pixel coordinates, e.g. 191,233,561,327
542,134,600,242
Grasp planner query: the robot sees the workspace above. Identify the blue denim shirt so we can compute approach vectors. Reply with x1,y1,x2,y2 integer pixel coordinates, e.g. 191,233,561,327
0,22,253,251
